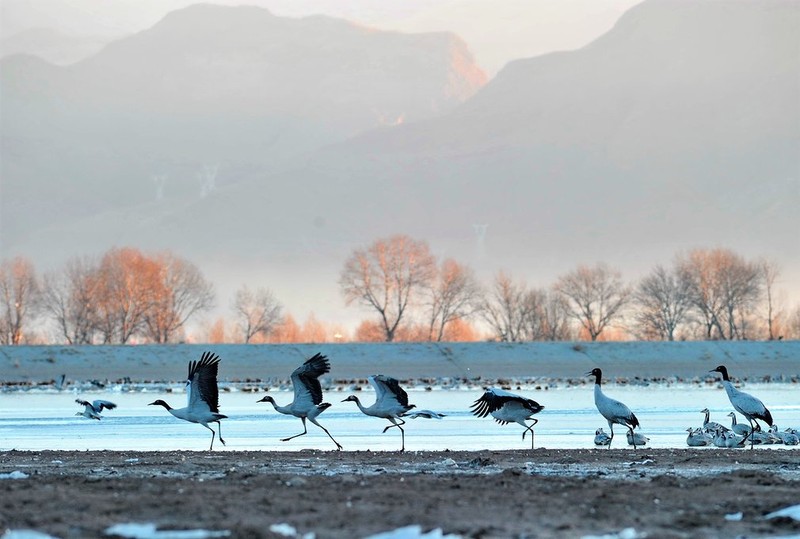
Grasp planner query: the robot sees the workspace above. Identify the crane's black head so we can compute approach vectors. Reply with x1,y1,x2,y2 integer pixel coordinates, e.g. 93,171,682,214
586,368,602,384
710,365,730,380
342,395,358,403
148,399,171,410
257,395,275,404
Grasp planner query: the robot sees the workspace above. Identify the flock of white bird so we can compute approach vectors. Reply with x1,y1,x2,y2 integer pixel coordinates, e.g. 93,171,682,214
74,352,797,452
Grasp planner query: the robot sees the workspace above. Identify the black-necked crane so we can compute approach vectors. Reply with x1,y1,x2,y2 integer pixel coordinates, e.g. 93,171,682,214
75,399,117,420
587,368,641,449
149,351,227,450
710,365,773,449
685,427,713,447
257,353,342,450
470,388,544,449
342,375,416,452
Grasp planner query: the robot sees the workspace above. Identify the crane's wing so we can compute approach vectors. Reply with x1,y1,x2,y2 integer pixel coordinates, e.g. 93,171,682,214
75,399,91,408
290,353,330,406
187,351,221,413
470,388,543,418
92,400,117,412
370,375,410,407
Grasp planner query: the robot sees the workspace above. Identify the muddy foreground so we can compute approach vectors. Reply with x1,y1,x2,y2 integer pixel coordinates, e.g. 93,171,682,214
1,449,799,538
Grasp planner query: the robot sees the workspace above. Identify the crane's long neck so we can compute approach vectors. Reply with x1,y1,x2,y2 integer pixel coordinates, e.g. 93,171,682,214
350,396,371,416
730,415,738,426
703,410,710,424
271,401,292,415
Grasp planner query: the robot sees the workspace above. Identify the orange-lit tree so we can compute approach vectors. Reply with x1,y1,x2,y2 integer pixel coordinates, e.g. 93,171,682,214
426,258,482,341
0,256,40,345
340,235,436,342
41,256,101,344
231,285,282,343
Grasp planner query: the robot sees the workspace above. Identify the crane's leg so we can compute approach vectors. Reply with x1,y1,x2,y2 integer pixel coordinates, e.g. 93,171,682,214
398,424,405,452
607,423,615,449
203,424,216,451
744,419,755,449
310,418,342,450
521,419,538,449
282,418,309,442
216,421,226,446
629,427,637,449
382,417,406,433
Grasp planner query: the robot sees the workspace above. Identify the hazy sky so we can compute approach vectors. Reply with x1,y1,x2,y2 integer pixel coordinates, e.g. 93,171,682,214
1,0,643,75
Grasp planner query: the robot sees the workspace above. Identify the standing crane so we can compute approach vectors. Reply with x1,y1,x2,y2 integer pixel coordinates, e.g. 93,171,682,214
710,365,773,449
587,368,641,449
75,399,117,420
470,388,544,449
149,351,227,450
257,353,342,450
342,375,418,451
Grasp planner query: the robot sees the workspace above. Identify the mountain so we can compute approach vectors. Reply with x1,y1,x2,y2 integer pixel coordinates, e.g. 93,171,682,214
0,3,486,246
0,28,110,65
3,0,799,324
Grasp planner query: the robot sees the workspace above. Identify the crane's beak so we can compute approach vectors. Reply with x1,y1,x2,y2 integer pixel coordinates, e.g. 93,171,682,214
584,371,594,376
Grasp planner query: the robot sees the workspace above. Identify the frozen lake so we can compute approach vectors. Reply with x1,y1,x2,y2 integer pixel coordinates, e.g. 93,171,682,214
2,385,798,452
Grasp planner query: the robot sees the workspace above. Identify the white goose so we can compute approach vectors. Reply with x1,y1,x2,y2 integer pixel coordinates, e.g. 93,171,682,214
257,353,342,450
700,408,729,434
727,412,752,436
149,351,227,450
711,365,773,449
342,375,416,451
470,388,544,449
594,428,612,446
75,399,117,420
685,427,713,447
587,368,641,449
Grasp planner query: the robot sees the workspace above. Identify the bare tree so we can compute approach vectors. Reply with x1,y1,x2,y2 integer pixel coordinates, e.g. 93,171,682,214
480,272,531,342
761,259,781,340
531,289,574,341
143,253,215,343
40,256,100,344
633,264,694,340
340,235,436,342
678,249,761,340
93,248,160,343
554,263,631,341
231,285,282,343
0,257,40,344
426,258,482,341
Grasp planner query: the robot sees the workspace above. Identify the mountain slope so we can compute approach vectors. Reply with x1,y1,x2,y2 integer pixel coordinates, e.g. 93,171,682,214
0,3,486,245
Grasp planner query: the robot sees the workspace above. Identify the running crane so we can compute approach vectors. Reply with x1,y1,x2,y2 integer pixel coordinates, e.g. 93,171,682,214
587,368,641,449
470,388,544,449
342,375,433,452
257,353,342,450
149,351,227,450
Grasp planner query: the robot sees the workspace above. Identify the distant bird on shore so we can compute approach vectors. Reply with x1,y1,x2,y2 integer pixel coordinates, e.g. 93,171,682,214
710,365,773,449
470,388,544,449
75,399,117,420
342,375,421,452
149,351,227,450
727,412,752,436
594,428,612,446
257,353,342,450
587,368,641,449
700,408,728,434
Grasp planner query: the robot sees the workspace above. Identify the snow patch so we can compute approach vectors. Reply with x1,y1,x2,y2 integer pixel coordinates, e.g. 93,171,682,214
1,531,60,539
103,523,230,538
364,526,462,539
0,471,29,479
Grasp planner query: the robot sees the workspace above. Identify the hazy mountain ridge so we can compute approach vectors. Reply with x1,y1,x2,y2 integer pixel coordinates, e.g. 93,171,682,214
1,3,486,247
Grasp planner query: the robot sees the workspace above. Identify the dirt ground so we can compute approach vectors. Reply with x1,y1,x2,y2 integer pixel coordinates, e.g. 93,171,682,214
1,449,799,539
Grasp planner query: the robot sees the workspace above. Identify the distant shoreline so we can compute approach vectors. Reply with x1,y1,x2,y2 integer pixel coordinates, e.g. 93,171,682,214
2,341,798,389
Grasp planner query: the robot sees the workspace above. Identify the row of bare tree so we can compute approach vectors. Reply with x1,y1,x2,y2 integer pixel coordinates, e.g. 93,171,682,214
1,238,796,344
339,235,794,342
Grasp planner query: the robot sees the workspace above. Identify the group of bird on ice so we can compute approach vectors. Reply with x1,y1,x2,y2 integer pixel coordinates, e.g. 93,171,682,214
75,351,799,451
